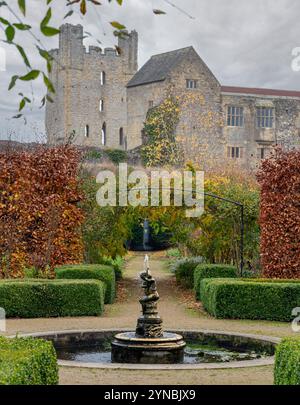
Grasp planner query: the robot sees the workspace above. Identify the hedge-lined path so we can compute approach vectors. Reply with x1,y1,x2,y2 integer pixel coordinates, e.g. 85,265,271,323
4,252,296,385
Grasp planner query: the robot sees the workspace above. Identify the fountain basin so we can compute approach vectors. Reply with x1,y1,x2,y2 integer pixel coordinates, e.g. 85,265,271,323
13,329,280,370
111,332,186,364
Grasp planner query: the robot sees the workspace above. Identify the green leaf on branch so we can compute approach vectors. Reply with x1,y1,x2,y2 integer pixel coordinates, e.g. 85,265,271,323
64,10,74,19
116,0,123,5
13,23,31,30
43,73,55,93
19,70,40,81
41,8,52,27
16,45,31,68
19,98,26,111
41,26,60,36
8,75,19,90
18,0,26,16
0,17,9,25
110,21,125,30
5,25,15,42
40,8,60,36
153,9,166,15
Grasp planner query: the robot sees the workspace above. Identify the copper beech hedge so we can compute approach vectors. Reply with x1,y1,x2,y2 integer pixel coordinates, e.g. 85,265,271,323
257,149,300,279
0,145,84,278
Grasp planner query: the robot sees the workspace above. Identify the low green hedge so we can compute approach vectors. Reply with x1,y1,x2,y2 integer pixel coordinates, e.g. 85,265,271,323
99,256,124,281
172,257,204,288
200,278,300,321
194,264,237,300
0,336,58,385
0,279,105,318
55,264,115,304
274,338,300,385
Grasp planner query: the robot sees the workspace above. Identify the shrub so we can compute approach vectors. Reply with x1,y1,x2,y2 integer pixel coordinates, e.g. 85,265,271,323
166,248,182,258
99,256,124,280
104,149,127,164
0,145,84,278
194,264,237,300
0,279,105,318
55,264,115,304
257,149,300,278
274,338,300,385
0,336,58,385
84,150,103,160
200,278,300,321
172,257,204,288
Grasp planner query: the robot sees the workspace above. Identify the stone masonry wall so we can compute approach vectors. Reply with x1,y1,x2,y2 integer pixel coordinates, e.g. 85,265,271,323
46,24,138,149
222,92,300,170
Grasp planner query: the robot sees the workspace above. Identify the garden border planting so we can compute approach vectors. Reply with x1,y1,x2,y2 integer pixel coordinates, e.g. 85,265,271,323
194,264,237,300
200,278,300,321
55,264,115,304
0,336,58,385
0,279,105,318
173,257,204,288
274,337,300,385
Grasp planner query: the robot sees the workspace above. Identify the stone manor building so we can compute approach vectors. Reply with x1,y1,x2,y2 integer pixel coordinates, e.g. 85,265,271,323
46,24,300,169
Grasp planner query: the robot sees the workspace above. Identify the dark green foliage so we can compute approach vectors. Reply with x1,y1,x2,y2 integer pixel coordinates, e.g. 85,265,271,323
55,264,115,304
194,264,237,300
105,149,127,164
274,338,300,385
84,150,103,160
200,278,300,321
172,257,204,288
0,279,105,318
0,336,58,385
99,256,124,280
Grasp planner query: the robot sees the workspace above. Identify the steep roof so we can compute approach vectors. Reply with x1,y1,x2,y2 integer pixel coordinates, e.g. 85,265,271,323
127,47,194,88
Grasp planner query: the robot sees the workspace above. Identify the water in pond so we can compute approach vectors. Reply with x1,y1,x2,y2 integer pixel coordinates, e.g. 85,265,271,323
56,341,267,364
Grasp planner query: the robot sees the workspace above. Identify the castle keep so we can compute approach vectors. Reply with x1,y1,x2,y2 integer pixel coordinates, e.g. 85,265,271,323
46,24,300,169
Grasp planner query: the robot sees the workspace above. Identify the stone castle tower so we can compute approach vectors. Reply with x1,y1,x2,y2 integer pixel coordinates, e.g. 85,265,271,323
46,24,138,149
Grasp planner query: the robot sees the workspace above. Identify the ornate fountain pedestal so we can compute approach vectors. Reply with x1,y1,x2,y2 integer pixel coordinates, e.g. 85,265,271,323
111,332,186,364
111,256,186,364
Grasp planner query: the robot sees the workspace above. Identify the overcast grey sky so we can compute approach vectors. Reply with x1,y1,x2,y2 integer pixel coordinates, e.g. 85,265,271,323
0,0,300,142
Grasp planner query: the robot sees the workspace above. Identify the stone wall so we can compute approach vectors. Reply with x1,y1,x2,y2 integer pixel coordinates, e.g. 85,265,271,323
222,92,300,170
46,24,138,149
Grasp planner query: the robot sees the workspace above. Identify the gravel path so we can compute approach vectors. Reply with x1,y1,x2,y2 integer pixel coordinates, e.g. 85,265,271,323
4,253,296,385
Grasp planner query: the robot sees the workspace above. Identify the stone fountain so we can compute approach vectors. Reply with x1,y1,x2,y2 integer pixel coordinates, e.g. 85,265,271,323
111,255,186,364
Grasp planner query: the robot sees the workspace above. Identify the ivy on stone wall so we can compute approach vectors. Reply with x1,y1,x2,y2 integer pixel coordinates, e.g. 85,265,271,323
141,96,182,167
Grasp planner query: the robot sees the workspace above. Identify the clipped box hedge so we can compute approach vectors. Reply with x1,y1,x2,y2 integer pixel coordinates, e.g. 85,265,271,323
0,336,58,385
194,264,237,300
200,278,300,321
173,257,204,288
55,264,115,304
0,279,105,318
274,338,300,385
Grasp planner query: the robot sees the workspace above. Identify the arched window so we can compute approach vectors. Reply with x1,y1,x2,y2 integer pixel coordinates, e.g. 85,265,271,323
99,99,104,112
84,124,89,138
100,71,106,86
119,128,124,146
101,122,106,146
